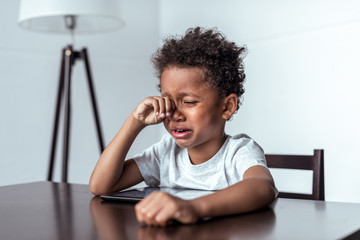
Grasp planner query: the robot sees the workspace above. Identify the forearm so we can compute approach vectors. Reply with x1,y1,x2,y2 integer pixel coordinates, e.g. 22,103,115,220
192,177,277,219
134,171,277,227
89,115,145,195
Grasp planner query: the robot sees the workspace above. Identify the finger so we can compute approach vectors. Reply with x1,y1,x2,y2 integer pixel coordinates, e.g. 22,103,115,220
143,192,178,226
136,203,157,226
158,97,167,119
142,192,178,227
135,200,152,224
164,97,174,117
135,204,144,223
135,192,165,225
150,97,160,117
153,97,167,118
153,207,176,227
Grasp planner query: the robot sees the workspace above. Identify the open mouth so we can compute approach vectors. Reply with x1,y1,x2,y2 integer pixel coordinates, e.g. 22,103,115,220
171,128,192,138
173,129,191,133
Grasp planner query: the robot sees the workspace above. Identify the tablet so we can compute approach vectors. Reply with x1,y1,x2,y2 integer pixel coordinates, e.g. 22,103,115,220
100,187,216,202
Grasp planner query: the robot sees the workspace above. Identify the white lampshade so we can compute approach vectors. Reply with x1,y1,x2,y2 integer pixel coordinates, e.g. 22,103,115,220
18,0,125,34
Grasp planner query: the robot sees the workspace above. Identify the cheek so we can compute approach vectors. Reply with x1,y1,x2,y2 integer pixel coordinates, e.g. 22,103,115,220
163,118,170,128
188,108,218,124
201,108,224,128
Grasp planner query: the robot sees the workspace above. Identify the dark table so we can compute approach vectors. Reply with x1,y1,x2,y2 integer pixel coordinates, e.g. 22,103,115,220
0,182,359,240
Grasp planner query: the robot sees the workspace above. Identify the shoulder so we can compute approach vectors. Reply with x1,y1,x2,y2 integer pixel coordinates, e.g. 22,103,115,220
227,134,263,150
225,133,265,163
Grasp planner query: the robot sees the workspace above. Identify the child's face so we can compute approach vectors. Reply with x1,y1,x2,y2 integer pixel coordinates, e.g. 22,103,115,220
160,66,227,152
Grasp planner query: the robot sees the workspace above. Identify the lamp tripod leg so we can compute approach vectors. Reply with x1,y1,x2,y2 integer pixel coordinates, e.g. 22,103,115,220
81,48,105,153
47,45,105,183
47,48,66,182
61,46,74,183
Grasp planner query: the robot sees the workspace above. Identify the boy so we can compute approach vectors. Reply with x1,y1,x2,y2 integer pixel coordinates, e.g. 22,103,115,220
89,27,277,227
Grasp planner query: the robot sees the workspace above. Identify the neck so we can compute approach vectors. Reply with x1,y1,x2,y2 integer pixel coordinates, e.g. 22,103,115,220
187,134,227,165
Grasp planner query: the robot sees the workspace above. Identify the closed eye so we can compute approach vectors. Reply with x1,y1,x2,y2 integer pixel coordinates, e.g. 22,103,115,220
184,101,197,105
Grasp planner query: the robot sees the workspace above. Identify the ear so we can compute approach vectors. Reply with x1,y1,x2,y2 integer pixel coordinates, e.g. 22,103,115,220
222,94,238,120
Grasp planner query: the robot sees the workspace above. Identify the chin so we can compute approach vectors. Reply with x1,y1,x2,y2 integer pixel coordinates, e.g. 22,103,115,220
173,138,193,149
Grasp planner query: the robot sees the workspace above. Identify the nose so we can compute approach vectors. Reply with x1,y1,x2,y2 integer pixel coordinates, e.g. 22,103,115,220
170,107,185,122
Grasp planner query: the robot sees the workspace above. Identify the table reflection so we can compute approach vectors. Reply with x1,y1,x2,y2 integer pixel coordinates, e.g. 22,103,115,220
90,197,140,240
90,197,276,240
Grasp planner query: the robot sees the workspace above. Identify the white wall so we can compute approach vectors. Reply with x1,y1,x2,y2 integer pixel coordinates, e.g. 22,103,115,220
0,0,162,185
160,0,360,203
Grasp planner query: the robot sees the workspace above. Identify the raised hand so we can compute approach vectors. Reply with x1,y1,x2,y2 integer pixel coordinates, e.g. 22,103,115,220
132,96,175,126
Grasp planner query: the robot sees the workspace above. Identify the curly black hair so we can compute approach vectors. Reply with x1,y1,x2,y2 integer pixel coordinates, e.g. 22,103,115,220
152,27,247,111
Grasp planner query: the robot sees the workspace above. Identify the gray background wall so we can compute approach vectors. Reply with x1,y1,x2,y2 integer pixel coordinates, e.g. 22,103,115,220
0,0,162,185
1,0,359,203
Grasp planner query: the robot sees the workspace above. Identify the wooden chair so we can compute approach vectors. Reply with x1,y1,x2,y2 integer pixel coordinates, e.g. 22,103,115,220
265,149,324,201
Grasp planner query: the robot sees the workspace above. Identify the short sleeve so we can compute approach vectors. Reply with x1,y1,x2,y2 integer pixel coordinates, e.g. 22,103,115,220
235,144,267,177
132,135,171,187
225,134,267,185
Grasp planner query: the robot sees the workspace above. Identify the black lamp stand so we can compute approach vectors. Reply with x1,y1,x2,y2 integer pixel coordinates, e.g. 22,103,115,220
47,45,105,183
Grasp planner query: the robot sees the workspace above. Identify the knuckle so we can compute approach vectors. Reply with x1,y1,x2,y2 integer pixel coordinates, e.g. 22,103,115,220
155,215,165,224
134,204,141,211
157,191,169,198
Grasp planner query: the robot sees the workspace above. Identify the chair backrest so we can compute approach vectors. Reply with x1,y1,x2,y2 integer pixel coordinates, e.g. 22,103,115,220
265,149,324,201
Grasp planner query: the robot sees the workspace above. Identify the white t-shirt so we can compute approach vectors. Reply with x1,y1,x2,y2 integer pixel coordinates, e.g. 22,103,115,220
133,134,267,191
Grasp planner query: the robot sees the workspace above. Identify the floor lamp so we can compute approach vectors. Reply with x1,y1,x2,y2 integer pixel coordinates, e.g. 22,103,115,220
18,0,124,182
